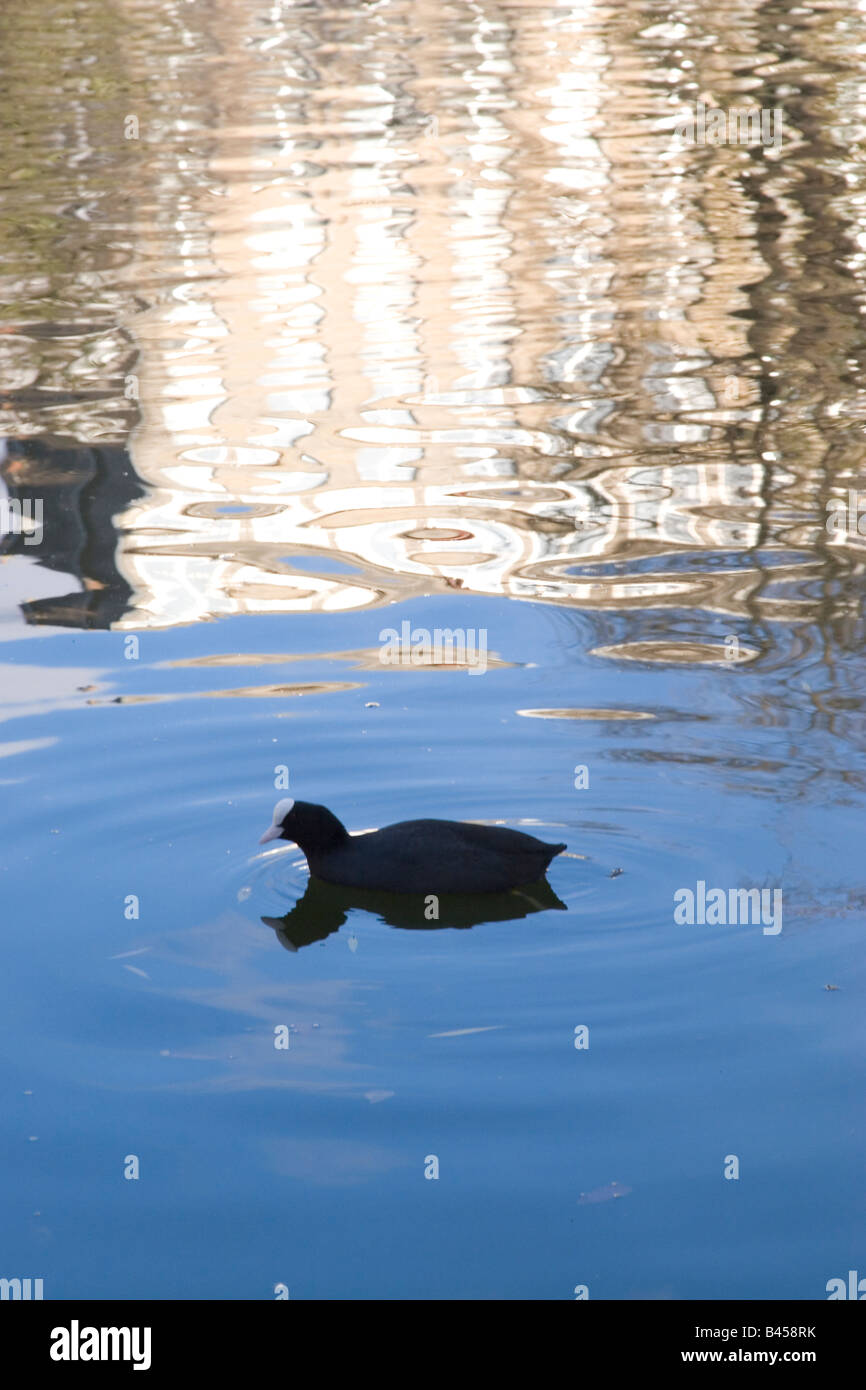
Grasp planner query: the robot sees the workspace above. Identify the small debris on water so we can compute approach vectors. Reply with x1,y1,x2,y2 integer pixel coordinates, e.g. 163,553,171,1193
579,1180,631,1205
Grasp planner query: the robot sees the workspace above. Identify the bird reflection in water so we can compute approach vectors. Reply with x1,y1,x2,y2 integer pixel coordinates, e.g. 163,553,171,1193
262,875,566,952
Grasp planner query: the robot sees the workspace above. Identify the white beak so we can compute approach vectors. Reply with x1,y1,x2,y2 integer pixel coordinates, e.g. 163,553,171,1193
259,823,285,845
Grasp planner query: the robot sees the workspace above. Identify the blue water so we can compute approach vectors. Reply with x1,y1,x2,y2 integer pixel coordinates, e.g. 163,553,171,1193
3,0,866,1302
3,596,863,1298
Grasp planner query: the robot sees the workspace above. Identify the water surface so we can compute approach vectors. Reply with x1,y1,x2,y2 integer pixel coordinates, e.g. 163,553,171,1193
1,0,865,1299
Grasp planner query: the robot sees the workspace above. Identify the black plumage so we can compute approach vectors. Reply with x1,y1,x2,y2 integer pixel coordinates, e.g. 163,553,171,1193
259,799,566,894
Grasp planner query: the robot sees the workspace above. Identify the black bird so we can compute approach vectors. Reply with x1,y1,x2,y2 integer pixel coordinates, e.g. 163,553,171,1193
258,798,566,894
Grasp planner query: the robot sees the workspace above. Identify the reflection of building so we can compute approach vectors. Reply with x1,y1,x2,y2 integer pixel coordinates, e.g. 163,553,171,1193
3,0,861,634
103,0,804,631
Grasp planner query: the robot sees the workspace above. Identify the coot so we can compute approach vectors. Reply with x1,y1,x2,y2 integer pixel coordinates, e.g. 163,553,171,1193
258,798,566,894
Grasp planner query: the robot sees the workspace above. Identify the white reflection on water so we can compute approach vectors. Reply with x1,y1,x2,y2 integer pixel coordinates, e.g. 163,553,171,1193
2,0,866,637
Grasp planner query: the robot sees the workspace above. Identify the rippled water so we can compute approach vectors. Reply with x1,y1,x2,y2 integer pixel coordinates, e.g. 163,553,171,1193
2,0,865,1299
